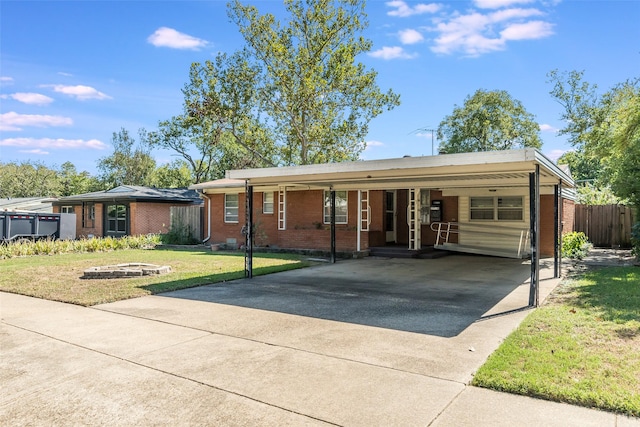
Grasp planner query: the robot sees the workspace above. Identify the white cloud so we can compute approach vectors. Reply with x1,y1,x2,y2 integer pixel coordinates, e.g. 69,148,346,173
369,46,417,60
0,92,54,106
57,72,73,77
474,0,534,9
0,76,14,84
539,123,559,132
147,27,209,50
20,149,50,155
0,112,73,131
43,84,112,101
398,29,424,45
0,137,108,150
501,20,554,40
429,7,554,56
365,140,384,150
386,1,441,17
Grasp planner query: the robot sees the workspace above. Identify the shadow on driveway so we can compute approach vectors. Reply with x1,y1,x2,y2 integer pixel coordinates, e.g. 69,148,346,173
161,254,533,337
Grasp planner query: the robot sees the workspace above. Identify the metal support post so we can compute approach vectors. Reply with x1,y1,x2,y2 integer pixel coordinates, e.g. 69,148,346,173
554,183,560,278
330,189,336,264
244,182,253,278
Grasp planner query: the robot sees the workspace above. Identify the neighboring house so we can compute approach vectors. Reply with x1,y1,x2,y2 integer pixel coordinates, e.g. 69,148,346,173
0,197,54,213
191,149,575,259
51,186,202,238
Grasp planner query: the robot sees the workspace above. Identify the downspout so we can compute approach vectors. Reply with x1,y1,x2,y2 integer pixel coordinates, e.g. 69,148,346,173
198,190,211,244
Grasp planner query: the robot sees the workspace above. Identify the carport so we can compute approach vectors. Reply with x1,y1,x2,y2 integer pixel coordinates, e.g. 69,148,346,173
205,149,575,307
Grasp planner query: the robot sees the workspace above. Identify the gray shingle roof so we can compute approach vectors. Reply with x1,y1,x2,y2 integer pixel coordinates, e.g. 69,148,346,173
54,186,202,204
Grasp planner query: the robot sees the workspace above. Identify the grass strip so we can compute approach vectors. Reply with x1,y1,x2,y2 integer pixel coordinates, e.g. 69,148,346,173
472,266,640,416
0,247,311,306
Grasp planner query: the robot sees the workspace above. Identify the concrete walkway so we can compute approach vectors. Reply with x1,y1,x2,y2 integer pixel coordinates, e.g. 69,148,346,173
1,253,639,426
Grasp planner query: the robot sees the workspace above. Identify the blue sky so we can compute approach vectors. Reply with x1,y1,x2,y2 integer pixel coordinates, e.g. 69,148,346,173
1,0,638,175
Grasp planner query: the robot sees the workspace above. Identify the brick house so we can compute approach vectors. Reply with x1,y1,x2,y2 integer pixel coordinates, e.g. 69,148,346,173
191,149,575,259
52,186,202,238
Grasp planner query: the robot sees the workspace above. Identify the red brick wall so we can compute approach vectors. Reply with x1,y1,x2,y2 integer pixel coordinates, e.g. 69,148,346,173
130,202,172,235
54,204,103,238
540,195,575,257
206,190,368,251
562,199,575,234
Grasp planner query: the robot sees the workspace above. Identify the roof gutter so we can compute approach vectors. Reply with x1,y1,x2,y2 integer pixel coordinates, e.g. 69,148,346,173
197,190,211,244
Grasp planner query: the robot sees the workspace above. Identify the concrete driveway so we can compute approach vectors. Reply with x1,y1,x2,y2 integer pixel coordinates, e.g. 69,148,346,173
3,254,630,426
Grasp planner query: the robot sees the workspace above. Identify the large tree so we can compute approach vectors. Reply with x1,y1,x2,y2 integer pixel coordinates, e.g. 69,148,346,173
149,52,277,183
548,70,640,210
436,89,542,154
0,161,60,198
226,0,400,165
57,161,102,196
97,128,157,188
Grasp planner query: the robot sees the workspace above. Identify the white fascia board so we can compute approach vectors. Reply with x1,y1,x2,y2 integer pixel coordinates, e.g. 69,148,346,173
189,178,246,191
225,148,575,189
229,149,536,180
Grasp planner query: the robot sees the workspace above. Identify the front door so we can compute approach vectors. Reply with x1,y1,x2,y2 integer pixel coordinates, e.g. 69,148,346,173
385,190,396,243
104,203,129,237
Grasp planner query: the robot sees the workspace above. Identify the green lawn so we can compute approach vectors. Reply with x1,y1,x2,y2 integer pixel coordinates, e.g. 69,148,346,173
0,247,311,306
472,266,640,416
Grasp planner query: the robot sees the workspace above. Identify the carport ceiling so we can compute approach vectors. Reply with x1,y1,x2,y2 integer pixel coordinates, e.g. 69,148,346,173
228,148,573,191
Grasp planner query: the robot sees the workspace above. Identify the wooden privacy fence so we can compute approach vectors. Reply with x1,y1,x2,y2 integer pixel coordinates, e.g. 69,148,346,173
574,204,636,248
170,205,203,241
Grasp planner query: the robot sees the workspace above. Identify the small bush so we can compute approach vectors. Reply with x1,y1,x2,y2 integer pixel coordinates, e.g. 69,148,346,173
562,231,591,259
160,222,199,245
0,234,161,259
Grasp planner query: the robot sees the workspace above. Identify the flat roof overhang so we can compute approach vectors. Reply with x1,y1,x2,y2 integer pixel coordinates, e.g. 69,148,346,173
223,149,574,191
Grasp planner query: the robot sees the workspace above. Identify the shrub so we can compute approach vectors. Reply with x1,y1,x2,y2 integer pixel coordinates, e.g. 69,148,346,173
160,222,199,245
561,231,592,259
0,234,161,259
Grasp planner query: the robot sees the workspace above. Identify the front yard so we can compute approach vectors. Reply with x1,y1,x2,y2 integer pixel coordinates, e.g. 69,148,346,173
473,266,640,417
0,247,311,306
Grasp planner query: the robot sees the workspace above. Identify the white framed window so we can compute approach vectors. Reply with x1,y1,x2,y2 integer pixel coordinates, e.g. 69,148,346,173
470,196,523,221
263,192,274,214
225,194,239,223
323,190,348,224
60,205,74,214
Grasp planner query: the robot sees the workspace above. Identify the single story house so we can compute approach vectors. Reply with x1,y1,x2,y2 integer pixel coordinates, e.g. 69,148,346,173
51,185,202,238
190,149,575,262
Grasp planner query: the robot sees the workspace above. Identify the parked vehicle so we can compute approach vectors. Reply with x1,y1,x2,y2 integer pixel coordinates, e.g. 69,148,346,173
0,211,76,243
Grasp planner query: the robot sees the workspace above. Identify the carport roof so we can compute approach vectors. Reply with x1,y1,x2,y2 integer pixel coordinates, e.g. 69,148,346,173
192,149,574,193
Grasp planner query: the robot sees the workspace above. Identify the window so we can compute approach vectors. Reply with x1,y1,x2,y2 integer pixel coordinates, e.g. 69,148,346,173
263,192,274,214
497,197,524,221
82,203,95,228
105,204,127,235
225,194,239,223
60,206,74,214
470,197,523,221
323,190,348,224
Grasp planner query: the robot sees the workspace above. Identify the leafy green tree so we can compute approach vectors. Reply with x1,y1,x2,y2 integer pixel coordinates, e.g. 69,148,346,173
150,53,277,183
0,161,61,198
556,150,603,184
97,128,157,188
548,69,640,210
57,161,102,196
575,183,624,205
436,89,542,154
151,160,194,188
227,0,400,165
